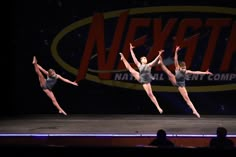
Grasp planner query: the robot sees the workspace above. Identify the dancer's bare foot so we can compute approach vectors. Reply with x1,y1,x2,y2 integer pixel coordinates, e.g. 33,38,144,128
59,110,67,116
158,49,164,55
193,111,200,118
156,107,163,114
119,52,124,60
157,56,163,65
32,56,37,64
159,108,163,114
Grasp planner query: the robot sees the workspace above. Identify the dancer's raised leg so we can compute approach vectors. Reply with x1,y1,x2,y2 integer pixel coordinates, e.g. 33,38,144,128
158,57,176,86
120,53,140,81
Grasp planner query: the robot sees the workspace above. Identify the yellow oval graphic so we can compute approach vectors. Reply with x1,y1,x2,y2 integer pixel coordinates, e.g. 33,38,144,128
51,6,236,92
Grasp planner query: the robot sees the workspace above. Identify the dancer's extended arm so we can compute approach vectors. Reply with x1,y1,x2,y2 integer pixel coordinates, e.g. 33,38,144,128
174,46,180,69
130,43,141,67
186,69,213,75
37,64,48,75
57,75,78,86
148,50,164,67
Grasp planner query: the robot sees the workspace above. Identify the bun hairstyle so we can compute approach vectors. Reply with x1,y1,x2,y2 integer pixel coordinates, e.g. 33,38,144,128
48,69,56,77
179,61,186,68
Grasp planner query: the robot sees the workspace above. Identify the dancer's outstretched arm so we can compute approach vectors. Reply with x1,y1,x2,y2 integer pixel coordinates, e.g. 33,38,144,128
174,46,181,69
186,69,213,75
148,49,164,67
37,64,48,75
57,75,78,86
129,43,141,67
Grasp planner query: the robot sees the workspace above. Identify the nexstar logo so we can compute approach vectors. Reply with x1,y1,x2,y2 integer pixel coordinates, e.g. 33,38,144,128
51,6,236,92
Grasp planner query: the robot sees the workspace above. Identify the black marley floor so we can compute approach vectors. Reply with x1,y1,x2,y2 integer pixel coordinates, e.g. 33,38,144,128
0,114,235,136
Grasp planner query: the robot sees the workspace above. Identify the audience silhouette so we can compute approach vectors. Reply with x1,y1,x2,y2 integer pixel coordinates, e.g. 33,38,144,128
209,127,235,148
149,129,175,148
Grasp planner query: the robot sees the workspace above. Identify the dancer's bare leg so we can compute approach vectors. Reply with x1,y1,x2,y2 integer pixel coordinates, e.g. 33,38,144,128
120,53,140,81
143,84,163,114
43,90,67,116
158,57,176,86
178,87,200,118
32,56,46,87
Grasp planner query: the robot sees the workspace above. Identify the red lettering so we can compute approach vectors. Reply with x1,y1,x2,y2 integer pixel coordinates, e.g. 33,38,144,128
76,11,129,81
220,21,236,72
152,18,177,71
117,18,151,70
174,18,202,71
75,11,235,83
202,18,231,70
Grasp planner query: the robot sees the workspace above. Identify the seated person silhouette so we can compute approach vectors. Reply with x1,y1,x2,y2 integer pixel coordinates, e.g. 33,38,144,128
209,127,235,148
149,129,175,148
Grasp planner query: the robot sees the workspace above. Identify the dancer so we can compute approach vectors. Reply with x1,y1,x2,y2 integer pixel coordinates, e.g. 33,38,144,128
119,43,163,114
158,46,213,118
32,56,78,116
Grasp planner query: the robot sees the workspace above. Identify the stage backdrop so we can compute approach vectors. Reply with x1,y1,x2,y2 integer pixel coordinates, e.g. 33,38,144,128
11,0,236,116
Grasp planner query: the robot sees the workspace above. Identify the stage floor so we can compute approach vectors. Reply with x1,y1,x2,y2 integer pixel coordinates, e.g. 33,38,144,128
0,114,236,136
